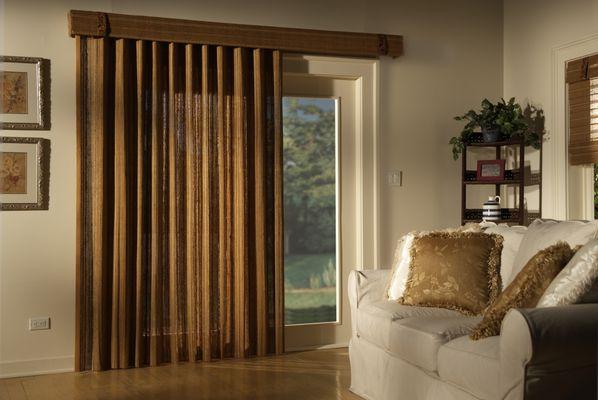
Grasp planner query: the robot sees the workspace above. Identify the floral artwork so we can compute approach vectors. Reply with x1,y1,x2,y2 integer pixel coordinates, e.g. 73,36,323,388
0,151,27,194
0,71,28,114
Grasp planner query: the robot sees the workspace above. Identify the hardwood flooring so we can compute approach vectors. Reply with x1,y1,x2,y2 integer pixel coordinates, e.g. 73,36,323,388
0,348,360,400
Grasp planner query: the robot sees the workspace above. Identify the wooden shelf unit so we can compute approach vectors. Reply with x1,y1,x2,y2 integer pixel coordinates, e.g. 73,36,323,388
461,135,542,226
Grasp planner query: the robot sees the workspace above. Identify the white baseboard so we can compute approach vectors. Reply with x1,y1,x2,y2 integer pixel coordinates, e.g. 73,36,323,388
0,355,74,379
285,342,348,352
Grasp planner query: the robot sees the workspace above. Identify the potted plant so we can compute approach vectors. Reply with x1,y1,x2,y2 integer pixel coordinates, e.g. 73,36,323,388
450,98,534,160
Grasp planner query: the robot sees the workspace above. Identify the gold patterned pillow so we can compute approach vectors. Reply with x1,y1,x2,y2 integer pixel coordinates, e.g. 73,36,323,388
470,242,575,340
399,231,503,315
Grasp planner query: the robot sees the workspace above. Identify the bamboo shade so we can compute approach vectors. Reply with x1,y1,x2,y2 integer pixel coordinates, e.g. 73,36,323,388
566,55,598,164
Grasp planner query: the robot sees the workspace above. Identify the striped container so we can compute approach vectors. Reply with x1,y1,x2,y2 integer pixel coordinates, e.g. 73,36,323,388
482,196,501,221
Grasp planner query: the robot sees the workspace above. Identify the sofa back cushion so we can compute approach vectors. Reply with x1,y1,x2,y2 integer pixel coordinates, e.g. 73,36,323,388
484,224,527,287
512,219,598,282
400,231,503,315
387,233,415,300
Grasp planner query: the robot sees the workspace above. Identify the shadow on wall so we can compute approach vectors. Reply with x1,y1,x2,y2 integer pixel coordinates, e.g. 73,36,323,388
522,104,546,146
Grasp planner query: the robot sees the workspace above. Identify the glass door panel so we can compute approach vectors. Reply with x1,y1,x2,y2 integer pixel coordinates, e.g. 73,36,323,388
283,97,339,326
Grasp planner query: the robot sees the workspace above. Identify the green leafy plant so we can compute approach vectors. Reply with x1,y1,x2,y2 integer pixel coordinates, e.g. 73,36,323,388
450,98,537,160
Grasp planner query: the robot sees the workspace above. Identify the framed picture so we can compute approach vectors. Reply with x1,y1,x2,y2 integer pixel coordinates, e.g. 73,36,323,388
477,159,505,182
0,137,50,210
0,56,50,130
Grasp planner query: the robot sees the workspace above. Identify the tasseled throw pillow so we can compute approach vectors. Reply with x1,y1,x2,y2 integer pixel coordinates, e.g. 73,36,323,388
470,242,575,340
399,231,503,315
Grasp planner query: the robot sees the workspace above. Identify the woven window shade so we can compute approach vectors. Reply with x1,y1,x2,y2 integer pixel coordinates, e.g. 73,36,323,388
566,55,598,165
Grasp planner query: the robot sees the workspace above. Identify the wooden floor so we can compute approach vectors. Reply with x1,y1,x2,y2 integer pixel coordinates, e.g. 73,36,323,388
0,348,361,400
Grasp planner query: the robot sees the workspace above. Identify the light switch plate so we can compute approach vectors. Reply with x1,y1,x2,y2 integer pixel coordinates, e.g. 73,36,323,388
386,170,403,186
29,317,50,331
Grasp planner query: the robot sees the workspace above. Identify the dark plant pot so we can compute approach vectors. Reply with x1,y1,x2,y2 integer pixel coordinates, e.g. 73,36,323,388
482,129,500,143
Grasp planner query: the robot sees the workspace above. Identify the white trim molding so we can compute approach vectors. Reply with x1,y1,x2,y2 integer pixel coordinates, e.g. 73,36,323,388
550,33,598,220
0,355,74,379
285,342,348,352
283,55,381,269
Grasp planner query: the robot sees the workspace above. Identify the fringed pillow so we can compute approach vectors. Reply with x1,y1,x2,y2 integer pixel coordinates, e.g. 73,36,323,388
387,223,483,300
399,231,503,315
470,242,576,340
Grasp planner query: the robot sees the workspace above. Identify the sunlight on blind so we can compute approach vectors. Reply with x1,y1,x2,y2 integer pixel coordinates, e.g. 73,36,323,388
591,79,598,141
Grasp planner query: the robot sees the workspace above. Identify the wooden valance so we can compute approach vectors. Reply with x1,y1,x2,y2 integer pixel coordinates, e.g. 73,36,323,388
566,55,598,165
68,10,403,58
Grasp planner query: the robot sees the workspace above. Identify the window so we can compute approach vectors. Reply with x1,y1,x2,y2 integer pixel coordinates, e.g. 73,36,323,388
283,97,339,325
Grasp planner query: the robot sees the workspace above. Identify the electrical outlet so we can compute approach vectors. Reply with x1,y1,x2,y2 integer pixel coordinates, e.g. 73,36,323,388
29,317,50,331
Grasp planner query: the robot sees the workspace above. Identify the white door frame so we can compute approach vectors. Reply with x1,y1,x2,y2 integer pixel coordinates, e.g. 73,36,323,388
549,34,598,220
283,55,381,269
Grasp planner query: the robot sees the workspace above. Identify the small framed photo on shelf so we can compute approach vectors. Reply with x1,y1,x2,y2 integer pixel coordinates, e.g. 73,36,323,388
476,159,505,182
0,136,50,210
0,56,50,130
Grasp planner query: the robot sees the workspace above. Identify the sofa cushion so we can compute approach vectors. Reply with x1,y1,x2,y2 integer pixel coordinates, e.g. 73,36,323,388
438,336,500,400
391,316,481,372
512,219,598,281
484,224,527,287
356,301,461,355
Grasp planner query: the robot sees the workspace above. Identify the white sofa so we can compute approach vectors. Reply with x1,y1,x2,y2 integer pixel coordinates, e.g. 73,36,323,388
348,221,598,400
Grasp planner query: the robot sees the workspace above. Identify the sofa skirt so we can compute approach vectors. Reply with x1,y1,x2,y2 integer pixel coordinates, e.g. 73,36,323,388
349,336,481,400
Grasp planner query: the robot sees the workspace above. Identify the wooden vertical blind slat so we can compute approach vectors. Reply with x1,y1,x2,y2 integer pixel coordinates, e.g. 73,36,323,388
184,43,198,363
200,44,212,362
167,42,179,364
273,50,284,355
75,35,86,372
216,46,234,359
77,36,284,371
112,38,128,369
88,37,112,372
233,47,247,359
134,39,147,368
149,41,163,367
253,48,267,357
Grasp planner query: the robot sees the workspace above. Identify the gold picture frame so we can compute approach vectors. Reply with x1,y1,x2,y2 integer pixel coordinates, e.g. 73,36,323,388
0,136,50,210
0,56,51,130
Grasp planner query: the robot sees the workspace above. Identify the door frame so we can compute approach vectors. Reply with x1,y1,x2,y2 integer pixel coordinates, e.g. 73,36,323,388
282,55,379,351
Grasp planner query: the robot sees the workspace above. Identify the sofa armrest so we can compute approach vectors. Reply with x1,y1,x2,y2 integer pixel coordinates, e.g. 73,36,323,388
500,309,533,400
348,269,391,336
500,305,598,400
348,269,391,309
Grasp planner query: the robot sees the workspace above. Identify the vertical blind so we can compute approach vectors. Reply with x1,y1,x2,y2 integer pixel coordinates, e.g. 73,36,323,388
566,55,598,165
76,36,284,371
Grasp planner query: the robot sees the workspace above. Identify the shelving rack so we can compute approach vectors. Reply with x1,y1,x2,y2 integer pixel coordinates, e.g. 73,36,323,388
461,134,542,226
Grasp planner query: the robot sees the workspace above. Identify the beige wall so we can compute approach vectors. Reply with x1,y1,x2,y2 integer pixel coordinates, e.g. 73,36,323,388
0,0,503,376
503,0,598,218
